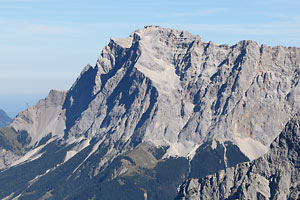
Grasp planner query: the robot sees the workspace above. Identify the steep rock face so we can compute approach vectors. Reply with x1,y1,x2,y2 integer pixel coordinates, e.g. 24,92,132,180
0,26,300,199
10,90,66,146
0,109,11,128
189,140,249,179
0,127,23,168
176,111,300,200
58,26,300,161
5,26,300,160
0,90,66,168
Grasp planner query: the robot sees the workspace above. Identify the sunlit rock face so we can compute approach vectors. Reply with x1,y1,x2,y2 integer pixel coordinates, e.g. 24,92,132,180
0,26,300,199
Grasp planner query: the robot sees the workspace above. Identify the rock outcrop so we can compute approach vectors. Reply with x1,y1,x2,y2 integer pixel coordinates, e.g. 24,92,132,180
176,111,300,200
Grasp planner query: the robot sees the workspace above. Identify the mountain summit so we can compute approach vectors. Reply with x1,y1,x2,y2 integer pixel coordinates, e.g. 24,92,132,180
0,26,300,199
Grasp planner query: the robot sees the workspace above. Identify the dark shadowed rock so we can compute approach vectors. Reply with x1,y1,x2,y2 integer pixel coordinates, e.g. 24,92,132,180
176,111,300,200
0,109,11,128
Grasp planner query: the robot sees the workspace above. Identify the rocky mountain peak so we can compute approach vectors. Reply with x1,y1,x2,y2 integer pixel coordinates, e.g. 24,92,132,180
0,26,300,199
10,89,66,146
5,26,300,160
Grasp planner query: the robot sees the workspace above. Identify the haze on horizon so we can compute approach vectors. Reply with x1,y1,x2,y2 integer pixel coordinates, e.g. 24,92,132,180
0,0,300,117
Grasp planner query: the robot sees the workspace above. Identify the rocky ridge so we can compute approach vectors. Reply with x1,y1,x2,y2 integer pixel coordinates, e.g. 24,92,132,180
0,26,299,199
176,111,300,200
6,26,300,161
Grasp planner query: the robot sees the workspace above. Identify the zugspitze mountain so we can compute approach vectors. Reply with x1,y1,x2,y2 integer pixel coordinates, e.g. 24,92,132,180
0,26,299,199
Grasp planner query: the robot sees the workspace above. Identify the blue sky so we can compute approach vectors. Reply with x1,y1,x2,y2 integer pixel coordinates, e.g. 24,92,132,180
0,0,300,117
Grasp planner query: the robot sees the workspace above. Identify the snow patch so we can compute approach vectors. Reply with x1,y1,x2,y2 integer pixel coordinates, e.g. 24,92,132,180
29,168,52,185
135,37,180,94
163,141,199,159
12,194,21,200
10,137,56,167
26,163,64,192
63,137,91,164
234,137,268,160
187,144,201,160
64,151,78,163
72,139,103,174
211,140,217,150
3,193,15,200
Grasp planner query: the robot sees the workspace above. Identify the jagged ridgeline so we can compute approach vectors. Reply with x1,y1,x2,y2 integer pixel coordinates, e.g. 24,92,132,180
176,111,300,200
0,26,299,199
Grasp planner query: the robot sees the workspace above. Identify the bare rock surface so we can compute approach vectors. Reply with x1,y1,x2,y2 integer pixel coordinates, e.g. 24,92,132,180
64,26,300,161
176,111,300,200
8,26,299,161
0,26,300,199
